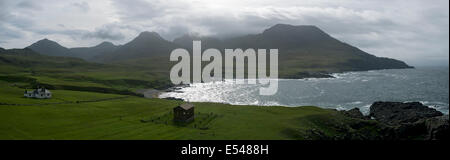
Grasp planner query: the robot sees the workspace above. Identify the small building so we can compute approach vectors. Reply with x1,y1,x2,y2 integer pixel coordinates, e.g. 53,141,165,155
173,103,194,123
24,87,52,99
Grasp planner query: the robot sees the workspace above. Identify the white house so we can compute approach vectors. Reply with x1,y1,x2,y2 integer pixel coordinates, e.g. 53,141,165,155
24,88,52,99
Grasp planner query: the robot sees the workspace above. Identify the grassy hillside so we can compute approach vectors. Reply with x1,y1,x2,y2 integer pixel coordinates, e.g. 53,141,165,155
0,40,392,140
0,80,383,140
0,48,173,94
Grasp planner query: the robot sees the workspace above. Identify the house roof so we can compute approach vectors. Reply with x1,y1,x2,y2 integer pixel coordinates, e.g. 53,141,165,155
178,103,194,110
26,89,51,94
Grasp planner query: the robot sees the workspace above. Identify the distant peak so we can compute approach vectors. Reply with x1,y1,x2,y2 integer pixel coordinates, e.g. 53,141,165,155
271,23,296,28
128,31,168,44
27,38,70,56
137,31,162,39
97,41,115,47
263,24,327,37
265,24,321,32
28,38,62,48
39,38,50,42
273,24,318,28
34,38,59,44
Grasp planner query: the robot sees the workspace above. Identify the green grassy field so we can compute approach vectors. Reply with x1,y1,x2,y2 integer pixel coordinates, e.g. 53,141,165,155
0,49,385,140
0,79,384,140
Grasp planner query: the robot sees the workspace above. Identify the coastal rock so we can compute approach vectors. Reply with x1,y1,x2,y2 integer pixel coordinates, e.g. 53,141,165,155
340,108,369,120
388,115,449,140
135,89,161,98
284,71,334,79
367,101,447,140
164,84,190,92
369,101,443,125
424,115,449,140
163,97,184,101
335,102,447,140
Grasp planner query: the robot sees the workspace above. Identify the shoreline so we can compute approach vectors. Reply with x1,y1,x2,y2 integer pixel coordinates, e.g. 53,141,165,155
156,67,448,115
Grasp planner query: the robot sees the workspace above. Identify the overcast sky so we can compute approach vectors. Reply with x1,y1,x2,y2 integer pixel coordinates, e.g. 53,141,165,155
0,0,448,66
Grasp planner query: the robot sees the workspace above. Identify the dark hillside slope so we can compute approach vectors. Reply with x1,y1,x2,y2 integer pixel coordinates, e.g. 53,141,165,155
96,32,180,62
70,41,119,61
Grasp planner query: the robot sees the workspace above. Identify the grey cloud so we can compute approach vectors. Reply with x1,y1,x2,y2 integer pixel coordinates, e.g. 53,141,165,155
16,1,42,10
82,24,126,40
72,2,90,12
0,24,25,39
110,0,185,21
0,1,11,21
0,0,448,66
0,0,29,41
159,25,191,40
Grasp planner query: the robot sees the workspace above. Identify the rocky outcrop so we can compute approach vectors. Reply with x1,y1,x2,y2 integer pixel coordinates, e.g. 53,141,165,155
339,108,369,120
338,102,448,140
424,115,449,140
369,102,443,125
162,97,184,101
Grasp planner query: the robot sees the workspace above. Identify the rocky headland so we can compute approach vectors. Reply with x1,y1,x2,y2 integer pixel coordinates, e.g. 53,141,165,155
337,101,448,140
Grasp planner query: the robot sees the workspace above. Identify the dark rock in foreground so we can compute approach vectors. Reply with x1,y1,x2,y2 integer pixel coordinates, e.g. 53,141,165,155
339,108,369,120
370,101,443,125
424,115,449,140
338,101,448,140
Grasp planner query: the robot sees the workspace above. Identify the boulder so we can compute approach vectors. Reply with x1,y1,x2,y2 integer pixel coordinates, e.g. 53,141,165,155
340,108,369,120
424,115,449,140
367,101,448,140
369,101,443,125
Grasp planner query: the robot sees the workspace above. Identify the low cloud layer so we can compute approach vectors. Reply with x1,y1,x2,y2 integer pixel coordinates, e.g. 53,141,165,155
0,0,448,66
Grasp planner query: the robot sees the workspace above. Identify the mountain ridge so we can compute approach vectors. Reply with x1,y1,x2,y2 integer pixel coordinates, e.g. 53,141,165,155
70,41,119,61
24,24,413,78
169,24,412,75
96,31,181,62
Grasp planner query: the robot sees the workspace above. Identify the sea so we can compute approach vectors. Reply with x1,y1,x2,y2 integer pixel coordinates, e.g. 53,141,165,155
160,67,449,115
